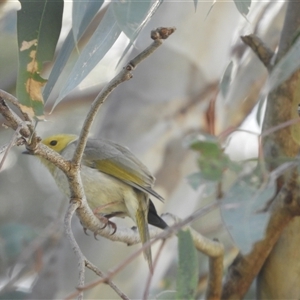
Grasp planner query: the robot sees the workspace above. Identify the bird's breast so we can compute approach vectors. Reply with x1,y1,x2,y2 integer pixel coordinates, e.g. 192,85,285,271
52,164,139,219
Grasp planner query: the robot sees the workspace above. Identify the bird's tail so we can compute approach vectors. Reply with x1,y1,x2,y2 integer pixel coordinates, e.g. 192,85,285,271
135,193,153,272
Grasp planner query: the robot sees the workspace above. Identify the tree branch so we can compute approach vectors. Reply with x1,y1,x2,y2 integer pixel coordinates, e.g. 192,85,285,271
72,27,176,167
222,167,300,299
67,202,221,297
241,34,274,70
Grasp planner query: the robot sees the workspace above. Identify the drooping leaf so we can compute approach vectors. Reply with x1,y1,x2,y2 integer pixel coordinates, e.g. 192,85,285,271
16,0,63,117
255,95,266,127
176,229,198,300
267,36,300,93
233,0,251,16
111,0,162,42
55,5,122,106
72,1,104,43
205,1,216,20
43,1,104,102
221,169,275,253
187,134,242,182
193,0,198,11
220,61,233,98
188,134,222,158
113,0,163,66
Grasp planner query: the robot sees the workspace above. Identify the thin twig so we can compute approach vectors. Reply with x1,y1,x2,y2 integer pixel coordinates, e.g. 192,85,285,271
72,27,176,166
0,131,25,171
143,239,166,300
69,201,219,296
85,261,130,300
0,90,22,111
0,96,31,137
0,90,35,132
64,201,84,300
261,117,300,137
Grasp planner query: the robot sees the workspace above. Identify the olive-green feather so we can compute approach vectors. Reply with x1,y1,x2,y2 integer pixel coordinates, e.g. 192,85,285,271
135,192,152,271
82,139,164,202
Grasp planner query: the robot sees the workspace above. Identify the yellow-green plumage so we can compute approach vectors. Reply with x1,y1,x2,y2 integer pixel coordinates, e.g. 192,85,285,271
39,134,167,270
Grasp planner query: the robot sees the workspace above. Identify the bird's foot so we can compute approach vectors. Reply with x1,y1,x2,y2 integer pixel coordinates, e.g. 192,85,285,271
96,215,117,236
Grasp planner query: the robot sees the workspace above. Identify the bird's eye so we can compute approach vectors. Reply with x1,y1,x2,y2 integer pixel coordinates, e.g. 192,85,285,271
50,140,57,146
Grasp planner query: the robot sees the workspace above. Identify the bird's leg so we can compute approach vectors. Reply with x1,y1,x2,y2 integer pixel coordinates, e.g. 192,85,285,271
91,201,122,236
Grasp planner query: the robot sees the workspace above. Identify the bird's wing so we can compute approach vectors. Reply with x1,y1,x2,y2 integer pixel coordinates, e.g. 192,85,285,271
82,139,164,202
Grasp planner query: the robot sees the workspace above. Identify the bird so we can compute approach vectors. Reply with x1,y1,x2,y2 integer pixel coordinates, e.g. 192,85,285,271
37,134,168,270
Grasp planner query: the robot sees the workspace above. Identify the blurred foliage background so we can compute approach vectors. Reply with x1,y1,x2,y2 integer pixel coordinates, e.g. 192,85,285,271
0,1,288,299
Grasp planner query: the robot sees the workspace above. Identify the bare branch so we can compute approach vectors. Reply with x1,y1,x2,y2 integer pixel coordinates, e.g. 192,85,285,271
241,34,274,70
0,131,25,171
64,201,84,300
85,261,130,300
70,202,221,296
72,27,176,167
0,96,31,137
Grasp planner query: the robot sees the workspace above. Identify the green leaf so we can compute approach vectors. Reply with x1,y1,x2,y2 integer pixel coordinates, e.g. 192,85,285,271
233,0,251,16
188,134,222,158
198,156,225,181
188,134,242,182
43,1,104,102
267,36,300,93
220,61,233,98
221,169,275,253
16,0,63,117
55,5,121,105
176,230,198,300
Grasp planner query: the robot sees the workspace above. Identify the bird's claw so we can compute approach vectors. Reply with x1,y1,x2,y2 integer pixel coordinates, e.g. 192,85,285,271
96,215,117,235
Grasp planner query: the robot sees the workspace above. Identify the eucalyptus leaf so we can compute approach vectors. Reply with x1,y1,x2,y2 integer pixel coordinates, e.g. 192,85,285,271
193,0,198,11
256,95,266,127
43,1,104,102
221,171,275,254
186,172,217,195
56,5,121,105
205,1,216,19
233,0,251,16
16,0,63,116
176,230,198,300
220,61,233,98
72,1,104,42
113,0,162,66
111,0,162,42
188,134,221,158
